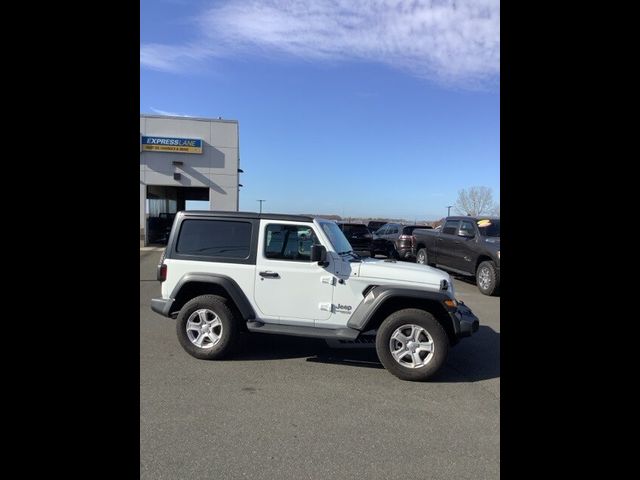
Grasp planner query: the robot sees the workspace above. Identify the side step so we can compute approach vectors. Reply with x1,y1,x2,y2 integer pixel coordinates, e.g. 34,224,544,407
246,321,360,340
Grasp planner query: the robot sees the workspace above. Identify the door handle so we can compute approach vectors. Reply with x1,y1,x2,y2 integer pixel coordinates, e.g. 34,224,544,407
259,271,280,278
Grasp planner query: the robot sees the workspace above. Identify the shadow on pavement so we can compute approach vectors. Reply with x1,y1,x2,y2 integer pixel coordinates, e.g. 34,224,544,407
451,274,501,298
229,326,500,383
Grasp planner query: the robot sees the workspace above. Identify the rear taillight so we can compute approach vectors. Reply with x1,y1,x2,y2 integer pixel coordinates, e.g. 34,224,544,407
399,234,416,246
157,263,167,282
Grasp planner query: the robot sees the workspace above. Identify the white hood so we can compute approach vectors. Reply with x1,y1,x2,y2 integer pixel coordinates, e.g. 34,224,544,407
357,257,452,293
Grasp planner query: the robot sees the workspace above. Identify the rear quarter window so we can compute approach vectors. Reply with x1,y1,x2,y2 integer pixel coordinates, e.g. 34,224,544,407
176,219,252,259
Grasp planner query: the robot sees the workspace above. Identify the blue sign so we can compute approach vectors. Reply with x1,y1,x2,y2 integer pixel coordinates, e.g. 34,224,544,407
141,136,203,154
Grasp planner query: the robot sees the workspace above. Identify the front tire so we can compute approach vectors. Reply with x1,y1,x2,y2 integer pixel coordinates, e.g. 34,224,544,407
176,295,238,360
476,260,499,296
416,248,428,265
375,308,449,381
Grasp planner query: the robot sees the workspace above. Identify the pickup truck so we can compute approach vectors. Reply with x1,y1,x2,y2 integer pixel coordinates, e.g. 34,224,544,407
413,216,500,296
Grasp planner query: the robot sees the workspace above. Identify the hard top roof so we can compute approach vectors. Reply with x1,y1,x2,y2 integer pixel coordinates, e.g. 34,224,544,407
179,211,316,222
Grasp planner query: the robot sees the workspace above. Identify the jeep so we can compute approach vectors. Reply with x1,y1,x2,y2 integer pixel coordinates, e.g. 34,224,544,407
151,211,479,381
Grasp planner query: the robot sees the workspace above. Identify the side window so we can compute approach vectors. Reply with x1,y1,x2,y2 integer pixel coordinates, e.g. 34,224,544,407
442,220,460,235
459,220,476,236
264,224,318,261
176,219,252,258
376,226,388,235
388,225,398,234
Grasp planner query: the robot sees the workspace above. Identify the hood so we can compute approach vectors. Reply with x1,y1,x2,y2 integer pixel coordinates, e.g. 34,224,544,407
357,257,452,292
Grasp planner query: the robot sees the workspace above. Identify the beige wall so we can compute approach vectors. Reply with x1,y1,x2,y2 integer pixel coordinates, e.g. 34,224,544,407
140,115,240,242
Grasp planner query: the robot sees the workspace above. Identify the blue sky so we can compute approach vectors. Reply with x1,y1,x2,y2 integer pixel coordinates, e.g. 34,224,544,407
141,0,500,221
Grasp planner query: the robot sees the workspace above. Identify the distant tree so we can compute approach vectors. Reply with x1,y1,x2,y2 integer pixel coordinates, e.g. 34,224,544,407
454,187,498,216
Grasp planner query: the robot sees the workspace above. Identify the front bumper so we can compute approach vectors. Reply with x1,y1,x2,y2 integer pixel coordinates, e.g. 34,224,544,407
450,301,480,338
151,297,174,317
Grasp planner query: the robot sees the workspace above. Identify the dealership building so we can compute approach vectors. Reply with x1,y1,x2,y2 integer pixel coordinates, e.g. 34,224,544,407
140,114,240,245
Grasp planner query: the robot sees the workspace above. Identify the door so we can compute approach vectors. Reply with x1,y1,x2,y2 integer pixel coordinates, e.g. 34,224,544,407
382,224,399,254
372,224,389,252
452,219,478,273
436,219,460,267
254,222,334,326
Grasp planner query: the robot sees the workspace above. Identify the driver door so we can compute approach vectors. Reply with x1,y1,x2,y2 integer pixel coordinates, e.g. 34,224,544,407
254,222,334,326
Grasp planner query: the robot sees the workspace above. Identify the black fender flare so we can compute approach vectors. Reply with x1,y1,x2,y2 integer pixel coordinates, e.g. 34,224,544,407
170,273,256,320
347,286,457,334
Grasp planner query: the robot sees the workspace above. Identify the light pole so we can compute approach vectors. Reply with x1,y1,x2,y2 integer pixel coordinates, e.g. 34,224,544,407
447,205,453,216
257,199,266,214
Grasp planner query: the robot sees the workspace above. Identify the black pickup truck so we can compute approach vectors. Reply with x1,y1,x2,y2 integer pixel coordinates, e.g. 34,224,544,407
413,216,500,296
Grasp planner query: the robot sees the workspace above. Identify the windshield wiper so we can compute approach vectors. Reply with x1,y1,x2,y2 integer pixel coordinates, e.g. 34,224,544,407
340,250,362,261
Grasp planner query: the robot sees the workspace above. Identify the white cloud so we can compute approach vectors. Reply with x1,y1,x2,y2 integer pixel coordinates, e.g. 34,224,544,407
141,0,499,88
149,107,193,117
140,43,215,72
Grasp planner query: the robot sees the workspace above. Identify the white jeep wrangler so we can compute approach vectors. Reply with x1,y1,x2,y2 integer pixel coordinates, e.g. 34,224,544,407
151,211,479,381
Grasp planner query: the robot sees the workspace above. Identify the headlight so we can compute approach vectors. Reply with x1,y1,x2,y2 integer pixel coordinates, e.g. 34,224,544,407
497,250,500,259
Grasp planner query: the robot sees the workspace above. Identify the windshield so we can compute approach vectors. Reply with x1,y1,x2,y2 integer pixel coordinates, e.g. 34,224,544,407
320,221,354,254
477,219,500,237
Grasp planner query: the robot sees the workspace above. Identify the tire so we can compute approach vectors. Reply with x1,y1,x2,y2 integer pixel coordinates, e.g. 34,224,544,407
386,245,398,259
476,260,499,296
375,308,449,381
370,251,376,259
416,248,428,265
176,294,238,360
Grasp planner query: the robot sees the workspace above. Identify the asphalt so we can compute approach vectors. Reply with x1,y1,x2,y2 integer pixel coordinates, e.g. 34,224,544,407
140,250,500,479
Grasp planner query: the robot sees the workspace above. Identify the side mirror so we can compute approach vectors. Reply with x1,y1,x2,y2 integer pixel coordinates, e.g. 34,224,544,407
310,244,328,265
458,229,475,238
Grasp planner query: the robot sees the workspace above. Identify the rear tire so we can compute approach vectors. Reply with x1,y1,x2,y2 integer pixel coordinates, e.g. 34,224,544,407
176,295,238,360
476,260,499,296
375,308,449,381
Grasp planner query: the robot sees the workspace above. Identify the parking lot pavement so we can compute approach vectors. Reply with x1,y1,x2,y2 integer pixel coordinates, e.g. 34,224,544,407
140,252,500,480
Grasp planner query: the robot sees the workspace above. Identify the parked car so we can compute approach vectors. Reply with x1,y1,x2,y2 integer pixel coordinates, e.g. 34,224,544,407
337,222,374,256
413,216,500,295
372,224,432,260
367,220,387,232
147,212,176,244
151,210,479,381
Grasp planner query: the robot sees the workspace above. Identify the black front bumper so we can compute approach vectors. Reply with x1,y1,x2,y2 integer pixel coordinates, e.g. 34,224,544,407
450,301,480,338
151,297,174,317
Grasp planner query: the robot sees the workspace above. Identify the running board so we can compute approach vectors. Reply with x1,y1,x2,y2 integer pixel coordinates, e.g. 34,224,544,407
246,321,360,340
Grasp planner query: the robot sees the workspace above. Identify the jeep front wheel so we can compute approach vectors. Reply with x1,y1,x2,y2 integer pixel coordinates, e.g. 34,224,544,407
176,295,238,360
375,308,449,381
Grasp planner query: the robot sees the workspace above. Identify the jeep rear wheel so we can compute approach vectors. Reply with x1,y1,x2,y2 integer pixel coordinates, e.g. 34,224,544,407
375,308,449,381
176,295,238,360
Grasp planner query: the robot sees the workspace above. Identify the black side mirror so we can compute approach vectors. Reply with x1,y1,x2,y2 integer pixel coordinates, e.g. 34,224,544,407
457,229,475,238
310,244,328,265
